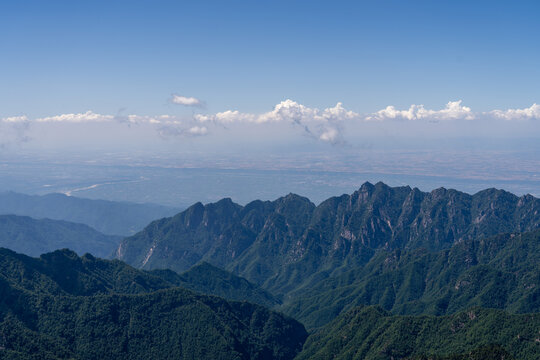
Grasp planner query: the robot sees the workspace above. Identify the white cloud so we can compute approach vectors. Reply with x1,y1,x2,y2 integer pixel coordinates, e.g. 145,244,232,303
171,95,203,107
257,99,360,124
2,100,539,146
36,111,114,123
366,100,474,121
193,99,359,144
488,103,540,121
194,100,361,125
195,110,255,123
1,115,29,123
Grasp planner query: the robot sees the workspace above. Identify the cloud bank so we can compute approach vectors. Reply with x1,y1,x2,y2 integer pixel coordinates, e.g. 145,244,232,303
366,101,474,122
2,100,539,146
489,103,540,121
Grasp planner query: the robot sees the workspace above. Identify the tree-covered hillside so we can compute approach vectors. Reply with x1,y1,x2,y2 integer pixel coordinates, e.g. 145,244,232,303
296,306,539,360
0,249,307,360
0,247,278,307
284,229,540,328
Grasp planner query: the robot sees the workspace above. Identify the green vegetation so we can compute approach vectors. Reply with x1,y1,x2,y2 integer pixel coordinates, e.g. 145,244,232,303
410,344,514,359
154,261,280,308
0,247,279,307
284,230,540,328
0,249,307,359
296,306,539,360
0,215,121,258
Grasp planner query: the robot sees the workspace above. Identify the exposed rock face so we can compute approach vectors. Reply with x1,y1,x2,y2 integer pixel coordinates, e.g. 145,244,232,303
116,182,540,293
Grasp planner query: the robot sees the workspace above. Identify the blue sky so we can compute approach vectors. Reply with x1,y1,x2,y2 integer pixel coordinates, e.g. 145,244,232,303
1,0,539,119
1,1,540,202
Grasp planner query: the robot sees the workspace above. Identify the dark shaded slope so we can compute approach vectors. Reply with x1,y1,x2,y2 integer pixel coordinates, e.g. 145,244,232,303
0,248,280,307
153,262,280,308
0,215,121,258
0,287,306,360
0,249,307,360
296,306,539,360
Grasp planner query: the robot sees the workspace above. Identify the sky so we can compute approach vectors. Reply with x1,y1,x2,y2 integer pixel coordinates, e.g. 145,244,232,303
1,1,540,202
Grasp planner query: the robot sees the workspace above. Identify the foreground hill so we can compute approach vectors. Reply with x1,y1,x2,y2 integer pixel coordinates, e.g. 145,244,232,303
0,215,121,258
116,182,540,296
0,248,277,307
152,262,280,308
297,306,539,360
0,191,178,235
0,248,306,359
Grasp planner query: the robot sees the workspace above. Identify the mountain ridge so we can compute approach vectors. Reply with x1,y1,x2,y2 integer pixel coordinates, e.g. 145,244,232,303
116,182,540,296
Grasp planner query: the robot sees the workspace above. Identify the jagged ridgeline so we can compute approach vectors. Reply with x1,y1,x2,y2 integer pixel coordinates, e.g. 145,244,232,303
0,248,307,359
115,182,540,308
117,183,540,288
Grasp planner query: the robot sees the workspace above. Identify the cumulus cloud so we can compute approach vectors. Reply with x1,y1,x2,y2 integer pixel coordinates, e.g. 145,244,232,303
36,111,114,123
2,115,29,123
195,110,255,123
171,94,203,107
488,103,540,121
194,99,359,143
366,100,474,121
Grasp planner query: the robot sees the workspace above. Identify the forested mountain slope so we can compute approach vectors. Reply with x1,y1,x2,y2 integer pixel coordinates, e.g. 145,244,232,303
296,306,539,360
0,248,306,360
0,247,277,307
284,229,540,328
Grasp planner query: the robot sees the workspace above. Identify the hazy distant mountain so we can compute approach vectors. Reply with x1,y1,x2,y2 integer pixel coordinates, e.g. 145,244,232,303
296,306,538,360
116,182,540,294
0,248,307,359
0,191,179,235
0,215,121,258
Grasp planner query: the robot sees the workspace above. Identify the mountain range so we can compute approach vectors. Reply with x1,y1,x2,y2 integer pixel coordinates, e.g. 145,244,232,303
1,182,539,359
115,182,540,324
